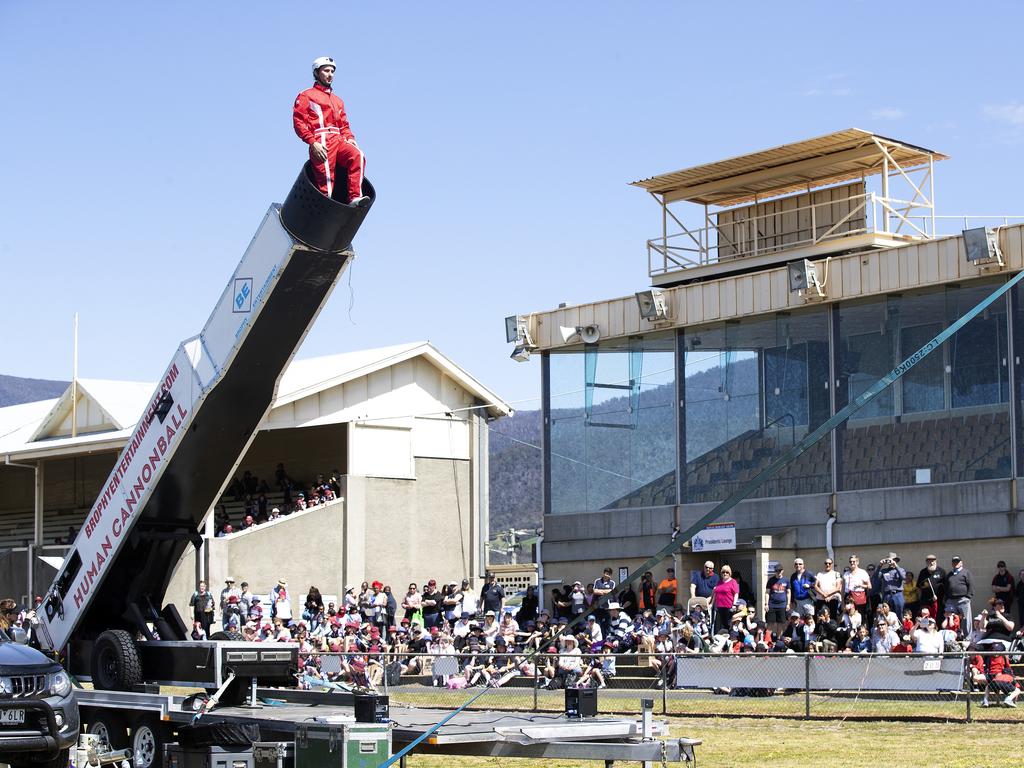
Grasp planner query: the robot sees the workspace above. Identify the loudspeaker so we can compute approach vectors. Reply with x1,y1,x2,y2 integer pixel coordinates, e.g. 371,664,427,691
354,693,390,723
565,687,597,718
559,324,601,345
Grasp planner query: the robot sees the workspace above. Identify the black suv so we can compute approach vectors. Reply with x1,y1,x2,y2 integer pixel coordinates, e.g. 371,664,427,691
0,631,78,768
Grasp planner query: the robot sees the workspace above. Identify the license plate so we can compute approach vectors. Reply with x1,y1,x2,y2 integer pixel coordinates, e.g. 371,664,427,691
0,709,25,725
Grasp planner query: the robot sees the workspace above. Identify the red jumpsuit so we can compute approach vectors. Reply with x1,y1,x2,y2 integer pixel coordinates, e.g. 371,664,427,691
292,83,365,202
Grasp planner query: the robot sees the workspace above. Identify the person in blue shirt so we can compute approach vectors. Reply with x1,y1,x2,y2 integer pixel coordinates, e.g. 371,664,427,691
789,558,816,616
689,561,719,603
848,624,872,653
877,553,907,616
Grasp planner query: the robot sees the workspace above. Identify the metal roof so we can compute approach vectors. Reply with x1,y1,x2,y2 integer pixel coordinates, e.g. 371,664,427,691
0,343,511,460
631,128,948,207
275,341,511,417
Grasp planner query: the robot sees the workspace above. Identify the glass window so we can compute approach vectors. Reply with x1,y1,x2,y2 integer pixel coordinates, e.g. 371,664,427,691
683,307,831,503
902,322,945,413
547,334,676,514
837,280,1010,491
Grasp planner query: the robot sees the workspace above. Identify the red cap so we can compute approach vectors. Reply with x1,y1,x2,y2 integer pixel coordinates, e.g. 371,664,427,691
428,579,437,586
430,627,439,634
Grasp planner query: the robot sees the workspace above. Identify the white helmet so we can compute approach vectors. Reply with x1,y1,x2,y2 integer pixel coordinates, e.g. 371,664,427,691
312,56,336,73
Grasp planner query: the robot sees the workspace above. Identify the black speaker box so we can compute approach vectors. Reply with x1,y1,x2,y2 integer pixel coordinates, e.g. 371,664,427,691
565,687,597,718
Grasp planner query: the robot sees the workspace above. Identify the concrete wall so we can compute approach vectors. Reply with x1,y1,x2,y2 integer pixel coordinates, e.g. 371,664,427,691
165,502,348,621
359,456,473,589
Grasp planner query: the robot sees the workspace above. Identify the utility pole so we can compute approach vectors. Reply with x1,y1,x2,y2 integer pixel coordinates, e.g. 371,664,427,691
71,313,79,438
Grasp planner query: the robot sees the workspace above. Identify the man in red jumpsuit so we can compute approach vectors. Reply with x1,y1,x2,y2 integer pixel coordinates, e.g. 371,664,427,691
293,56,368,205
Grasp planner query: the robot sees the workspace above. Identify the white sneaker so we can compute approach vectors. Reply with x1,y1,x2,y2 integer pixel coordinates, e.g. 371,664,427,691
1005,695,1017,708
981,698,990,707
350,195,370,207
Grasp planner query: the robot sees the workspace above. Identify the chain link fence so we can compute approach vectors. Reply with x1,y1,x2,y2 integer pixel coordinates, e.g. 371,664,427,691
293,650,1023,723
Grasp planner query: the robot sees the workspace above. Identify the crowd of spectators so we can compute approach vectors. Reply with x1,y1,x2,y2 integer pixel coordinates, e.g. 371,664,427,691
181,554,1023,697
215,463,340,536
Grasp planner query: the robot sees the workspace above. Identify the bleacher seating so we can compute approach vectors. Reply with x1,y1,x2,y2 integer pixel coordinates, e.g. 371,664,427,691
681,410,1011,502
216,490,289,523
0,506,87,550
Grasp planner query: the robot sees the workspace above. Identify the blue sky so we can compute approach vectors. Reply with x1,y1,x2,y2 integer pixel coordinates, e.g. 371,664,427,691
2,2,1024,411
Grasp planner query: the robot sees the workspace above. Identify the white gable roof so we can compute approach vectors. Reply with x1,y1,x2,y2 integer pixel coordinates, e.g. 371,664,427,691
0,343,510,461
0,398,58,455
28,378,154,442
276,342,510,418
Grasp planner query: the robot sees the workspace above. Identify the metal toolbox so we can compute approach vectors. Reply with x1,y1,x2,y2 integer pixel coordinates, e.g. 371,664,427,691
164,743,255,768
295,722,392,768
254,741,295,768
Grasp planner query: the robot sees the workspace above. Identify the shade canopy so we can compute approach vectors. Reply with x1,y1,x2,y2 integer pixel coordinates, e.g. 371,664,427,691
631,128,947,207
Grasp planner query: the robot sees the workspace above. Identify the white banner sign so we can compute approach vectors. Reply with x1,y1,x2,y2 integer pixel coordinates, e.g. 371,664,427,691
692,522,736,553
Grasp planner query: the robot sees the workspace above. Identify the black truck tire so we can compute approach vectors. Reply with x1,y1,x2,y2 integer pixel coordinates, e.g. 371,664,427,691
208,630,244,641
91,629,143,690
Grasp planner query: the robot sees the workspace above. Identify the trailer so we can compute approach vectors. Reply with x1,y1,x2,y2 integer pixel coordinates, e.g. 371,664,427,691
36,163,373,704
75,687,700,768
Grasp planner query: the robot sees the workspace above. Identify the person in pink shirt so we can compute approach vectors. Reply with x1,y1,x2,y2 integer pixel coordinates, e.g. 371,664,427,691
711,565,740,634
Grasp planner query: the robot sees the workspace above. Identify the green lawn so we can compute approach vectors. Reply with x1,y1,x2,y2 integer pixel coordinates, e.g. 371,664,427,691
403,718,1024,768
383,685,1024,723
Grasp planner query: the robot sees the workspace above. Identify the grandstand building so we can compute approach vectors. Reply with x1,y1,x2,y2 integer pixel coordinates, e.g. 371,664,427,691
513,130,1024,605
0,342,509,609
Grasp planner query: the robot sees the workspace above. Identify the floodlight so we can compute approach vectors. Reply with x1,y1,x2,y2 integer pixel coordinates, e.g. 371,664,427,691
635,289,669,321
505,315,519,344
963,227,1003,267
510,344,533,362
787,259,814,292
787,259,825,299
506,314,536,358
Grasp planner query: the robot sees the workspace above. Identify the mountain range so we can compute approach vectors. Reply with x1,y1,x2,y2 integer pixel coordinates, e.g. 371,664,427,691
0,374,69,408
4,360,763,537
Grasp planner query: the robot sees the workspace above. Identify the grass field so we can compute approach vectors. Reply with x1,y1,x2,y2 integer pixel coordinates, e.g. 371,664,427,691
401,717,1024,768
383,685,1024,723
